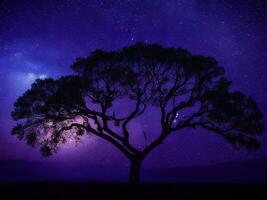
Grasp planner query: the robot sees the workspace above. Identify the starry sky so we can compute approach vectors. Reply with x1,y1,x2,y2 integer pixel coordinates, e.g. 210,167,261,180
0,0,267,169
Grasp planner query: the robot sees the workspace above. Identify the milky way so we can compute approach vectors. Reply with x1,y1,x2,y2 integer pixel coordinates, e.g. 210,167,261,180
0,0,266,168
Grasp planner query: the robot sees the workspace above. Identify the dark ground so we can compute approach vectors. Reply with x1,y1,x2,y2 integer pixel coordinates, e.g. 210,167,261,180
0,182,267,200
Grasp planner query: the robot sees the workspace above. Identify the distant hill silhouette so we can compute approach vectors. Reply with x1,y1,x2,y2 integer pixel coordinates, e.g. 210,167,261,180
0,158,267,183
0,160,128,182
144,158,267,183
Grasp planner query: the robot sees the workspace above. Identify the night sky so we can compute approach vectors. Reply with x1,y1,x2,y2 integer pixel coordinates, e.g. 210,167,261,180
0,0,267,173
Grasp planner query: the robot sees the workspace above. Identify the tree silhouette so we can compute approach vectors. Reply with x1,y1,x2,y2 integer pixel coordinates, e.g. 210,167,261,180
11,43,265,183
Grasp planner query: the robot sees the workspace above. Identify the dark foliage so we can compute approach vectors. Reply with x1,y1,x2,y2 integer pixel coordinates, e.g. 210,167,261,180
11,43,265,182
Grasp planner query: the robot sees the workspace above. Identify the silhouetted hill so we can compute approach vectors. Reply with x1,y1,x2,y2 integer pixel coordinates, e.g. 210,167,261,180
0,158,267,183
144,158,267,183
0,160,128,182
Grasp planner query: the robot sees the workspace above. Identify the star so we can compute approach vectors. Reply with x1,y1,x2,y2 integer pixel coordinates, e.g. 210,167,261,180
0,0,266,172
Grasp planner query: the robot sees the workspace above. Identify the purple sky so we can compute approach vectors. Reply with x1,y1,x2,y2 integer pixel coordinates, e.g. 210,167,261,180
0,0,267,169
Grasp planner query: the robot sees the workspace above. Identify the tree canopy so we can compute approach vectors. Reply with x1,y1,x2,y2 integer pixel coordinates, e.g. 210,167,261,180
11,43,265,182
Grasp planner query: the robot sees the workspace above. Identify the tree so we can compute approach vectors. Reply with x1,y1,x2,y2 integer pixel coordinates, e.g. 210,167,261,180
11,43,265,183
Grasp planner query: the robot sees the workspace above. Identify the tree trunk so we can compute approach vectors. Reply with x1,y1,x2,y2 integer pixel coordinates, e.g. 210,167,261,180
129,157,142,184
